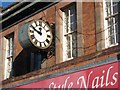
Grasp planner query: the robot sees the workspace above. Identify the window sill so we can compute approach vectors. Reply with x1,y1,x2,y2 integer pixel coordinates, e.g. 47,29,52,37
106,43,119,48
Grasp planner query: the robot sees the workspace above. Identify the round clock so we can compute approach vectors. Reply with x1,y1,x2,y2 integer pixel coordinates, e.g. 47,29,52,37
28,20,53,49
18,20,53,50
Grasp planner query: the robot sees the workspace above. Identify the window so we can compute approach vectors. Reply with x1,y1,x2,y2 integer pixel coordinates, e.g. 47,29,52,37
4,34,14,79
63,4,77,61
103,0,119,47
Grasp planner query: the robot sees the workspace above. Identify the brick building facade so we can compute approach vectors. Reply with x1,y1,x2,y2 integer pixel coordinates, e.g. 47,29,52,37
0,0,120,89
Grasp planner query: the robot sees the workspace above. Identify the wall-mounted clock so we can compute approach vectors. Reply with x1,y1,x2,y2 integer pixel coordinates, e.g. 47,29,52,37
28,20,53,49
18,20,53,50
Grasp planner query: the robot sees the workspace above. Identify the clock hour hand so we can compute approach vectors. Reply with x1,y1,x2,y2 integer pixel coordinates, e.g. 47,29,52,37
35,29,42,35
38,27,42,35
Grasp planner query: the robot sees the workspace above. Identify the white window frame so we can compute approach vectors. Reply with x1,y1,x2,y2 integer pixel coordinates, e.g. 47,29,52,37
4,34,14,79
103,0,119,48
63,4,77,61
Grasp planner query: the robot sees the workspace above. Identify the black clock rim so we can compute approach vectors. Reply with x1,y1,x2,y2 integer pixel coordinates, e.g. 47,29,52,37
28,20,53,50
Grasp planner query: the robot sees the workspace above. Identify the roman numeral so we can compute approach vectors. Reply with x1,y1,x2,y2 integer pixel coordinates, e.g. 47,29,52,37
45,41,49,46
44,42,47,47
30,30,34,33
30,25,36,31
47,37,51,41
45,26,49,31
31,35,35,39
32,39,35,42
29,27,34,31
34,21,37,26
47,35,51,38
39,21,42,26
30,32,34,36
46,30,50,32
41,42,45,47
40,42,42,47
35,21,41,26
47,31,51,35
46,39,50,44
37,42,40,47
34,39,38,45
42,22,46,28
32,22,37,27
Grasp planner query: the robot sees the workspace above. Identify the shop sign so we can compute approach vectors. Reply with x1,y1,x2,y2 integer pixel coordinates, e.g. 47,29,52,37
16,62,119,89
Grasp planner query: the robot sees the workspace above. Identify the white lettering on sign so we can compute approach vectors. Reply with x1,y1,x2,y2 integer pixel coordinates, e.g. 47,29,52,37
77,71,93,88
49,66,118,89
49,77,73,89
16,62,119,89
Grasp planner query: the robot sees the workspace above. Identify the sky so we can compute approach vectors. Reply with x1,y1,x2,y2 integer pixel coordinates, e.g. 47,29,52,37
0,0,15,8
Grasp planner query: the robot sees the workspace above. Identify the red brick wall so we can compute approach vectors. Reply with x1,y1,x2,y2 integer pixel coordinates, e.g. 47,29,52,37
82,2,96,55
1,1,120,88
0,1,110,81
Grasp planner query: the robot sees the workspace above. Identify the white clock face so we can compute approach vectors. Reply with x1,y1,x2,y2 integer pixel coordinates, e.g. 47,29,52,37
28,20,53,49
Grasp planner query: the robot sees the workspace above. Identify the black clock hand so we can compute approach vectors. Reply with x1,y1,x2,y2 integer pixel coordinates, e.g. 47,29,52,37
38,27,42,35
35,29,42,35
31,25,42,35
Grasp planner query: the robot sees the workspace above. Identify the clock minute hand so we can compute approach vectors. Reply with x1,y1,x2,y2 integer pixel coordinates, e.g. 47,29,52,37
35,29,42,35
32,26,42,35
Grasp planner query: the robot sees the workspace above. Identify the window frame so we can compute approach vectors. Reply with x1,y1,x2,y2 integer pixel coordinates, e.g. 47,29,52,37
62,3,77,61
103,0,119,48
4,33,14,79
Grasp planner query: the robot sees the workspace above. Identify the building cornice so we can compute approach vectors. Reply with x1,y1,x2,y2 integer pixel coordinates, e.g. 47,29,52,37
0,0,59,32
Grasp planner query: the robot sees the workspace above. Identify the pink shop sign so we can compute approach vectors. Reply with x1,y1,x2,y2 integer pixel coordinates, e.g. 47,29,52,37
16,62,119,89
